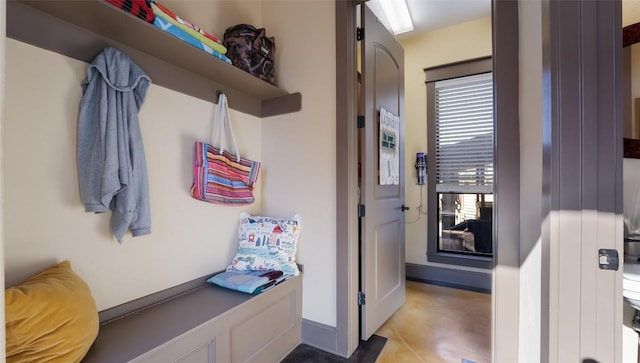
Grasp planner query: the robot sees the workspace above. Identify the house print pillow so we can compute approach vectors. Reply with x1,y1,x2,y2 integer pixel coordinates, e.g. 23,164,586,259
227,212,301,277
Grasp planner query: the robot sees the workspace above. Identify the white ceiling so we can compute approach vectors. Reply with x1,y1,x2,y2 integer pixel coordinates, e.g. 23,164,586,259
404,0,490,35
367,0,491,39
368,0,640,40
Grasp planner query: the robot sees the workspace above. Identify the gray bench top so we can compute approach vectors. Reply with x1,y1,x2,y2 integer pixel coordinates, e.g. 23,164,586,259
82,276,296,363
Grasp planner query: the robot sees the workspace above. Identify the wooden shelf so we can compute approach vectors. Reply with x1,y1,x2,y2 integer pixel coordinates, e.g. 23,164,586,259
6,0,301,117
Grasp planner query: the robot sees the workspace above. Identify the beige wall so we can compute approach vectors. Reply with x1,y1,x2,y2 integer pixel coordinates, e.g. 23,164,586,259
3,39,263,311
3,0,265,314
400,17,492,269
0,0,6,358
630,44,640,138
627,41,640,363
3,0,338,330
624,40,640,363
261,1,337,326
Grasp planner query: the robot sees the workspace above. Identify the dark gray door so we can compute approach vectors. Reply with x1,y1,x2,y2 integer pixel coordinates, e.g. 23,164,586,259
360,4,406,340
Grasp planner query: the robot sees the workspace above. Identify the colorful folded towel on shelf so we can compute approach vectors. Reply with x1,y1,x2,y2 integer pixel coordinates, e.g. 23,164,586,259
153,2,222,45
105,0,155,23
151,2,227,55
152,16,232,64
207,270,287,294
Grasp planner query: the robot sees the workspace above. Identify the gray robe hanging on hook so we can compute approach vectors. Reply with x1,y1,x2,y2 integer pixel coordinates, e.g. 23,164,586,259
77,47,152,242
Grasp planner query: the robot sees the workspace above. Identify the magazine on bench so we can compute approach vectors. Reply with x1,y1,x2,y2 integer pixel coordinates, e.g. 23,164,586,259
207,270,287,294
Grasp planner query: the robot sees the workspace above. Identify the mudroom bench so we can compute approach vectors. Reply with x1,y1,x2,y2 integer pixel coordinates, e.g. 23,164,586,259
82,274,302,363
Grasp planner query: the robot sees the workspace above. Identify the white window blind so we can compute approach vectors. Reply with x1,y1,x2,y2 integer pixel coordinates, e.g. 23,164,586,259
435,72,493,194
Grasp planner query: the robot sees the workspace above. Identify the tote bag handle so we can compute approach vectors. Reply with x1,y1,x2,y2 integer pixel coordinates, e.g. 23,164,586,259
210,93,241,162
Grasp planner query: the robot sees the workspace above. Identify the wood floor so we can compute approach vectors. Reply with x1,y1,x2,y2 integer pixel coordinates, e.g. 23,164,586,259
374,281,492,363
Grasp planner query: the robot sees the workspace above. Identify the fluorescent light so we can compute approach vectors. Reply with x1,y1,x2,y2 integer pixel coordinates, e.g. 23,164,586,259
379,0,414,35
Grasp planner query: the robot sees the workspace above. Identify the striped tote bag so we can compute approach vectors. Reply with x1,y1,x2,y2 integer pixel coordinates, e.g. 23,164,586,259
190,93,260,205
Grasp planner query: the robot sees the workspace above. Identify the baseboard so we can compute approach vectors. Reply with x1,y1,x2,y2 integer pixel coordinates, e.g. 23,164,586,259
301,319,345,357
406,263,492,294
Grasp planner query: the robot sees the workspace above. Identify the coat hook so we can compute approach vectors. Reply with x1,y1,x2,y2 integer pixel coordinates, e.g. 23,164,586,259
216,90,224,98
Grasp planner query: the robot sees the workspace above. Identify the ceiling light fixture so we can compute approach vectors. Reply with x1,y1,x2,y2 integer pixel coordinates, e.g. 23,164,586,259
379,0,414,35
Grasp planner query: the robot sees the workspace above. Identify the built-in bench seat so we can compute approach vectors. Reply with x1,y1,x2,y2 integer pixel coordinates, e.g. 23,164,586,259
82,274,302,363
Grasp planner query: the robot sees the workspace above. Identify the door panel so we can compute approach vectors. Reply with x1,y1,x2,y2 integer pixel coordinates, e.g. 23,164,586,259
374,220,403,297
360,4,405,340
373,39,402,200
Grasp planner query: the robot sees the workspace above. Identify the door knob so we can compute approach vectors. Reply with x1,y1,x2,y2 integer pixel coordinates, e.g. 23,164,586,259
401,205,410,212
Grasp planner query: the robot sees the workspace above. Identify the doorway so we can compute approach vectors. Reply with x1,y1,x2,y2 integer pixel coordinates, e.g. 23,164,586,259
353,0,495,359
336,0,518,360
375,3,494,362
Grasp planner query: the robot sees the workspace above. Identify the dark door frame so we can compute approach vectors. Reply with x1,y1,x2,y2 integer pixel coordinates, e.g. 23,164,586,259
335,0,360,356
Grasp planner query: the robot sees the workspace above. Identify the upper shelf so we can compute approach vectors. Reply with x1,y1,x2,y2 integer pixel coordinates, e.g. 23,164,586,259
6,0,301,118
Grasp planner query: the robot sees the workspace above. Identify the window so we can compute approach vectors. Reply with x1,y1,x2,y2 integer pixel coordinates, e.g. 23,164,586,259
425,57,494,268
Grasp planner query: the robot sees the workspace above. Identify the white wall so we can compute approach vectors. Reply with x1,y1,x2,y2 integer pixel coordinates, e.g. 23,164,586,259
518,1,543,362
3,36,263,311
261,0,337,327
400,17,492,270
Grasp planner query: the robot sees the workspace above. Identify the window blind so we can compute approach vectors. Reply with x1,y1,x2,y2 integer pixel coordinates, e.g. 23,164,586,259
435,72,493,194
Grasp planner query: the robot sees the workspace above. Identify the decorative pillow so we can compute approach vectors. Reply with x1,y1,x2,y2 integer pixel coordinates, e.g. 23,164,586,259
5,260,99,363
227,212,301,277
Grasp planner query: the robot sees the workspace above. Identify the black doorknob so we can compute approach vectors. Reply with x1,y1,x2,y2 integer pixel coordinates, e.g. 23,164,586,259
401,205,410,212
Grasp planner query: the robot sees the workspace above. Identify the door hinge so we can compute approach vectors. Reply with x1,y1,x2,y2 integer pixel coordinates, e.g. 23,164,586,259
357,27,364,41
358,204,365,218
358,291,366,305
357,115,365,129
